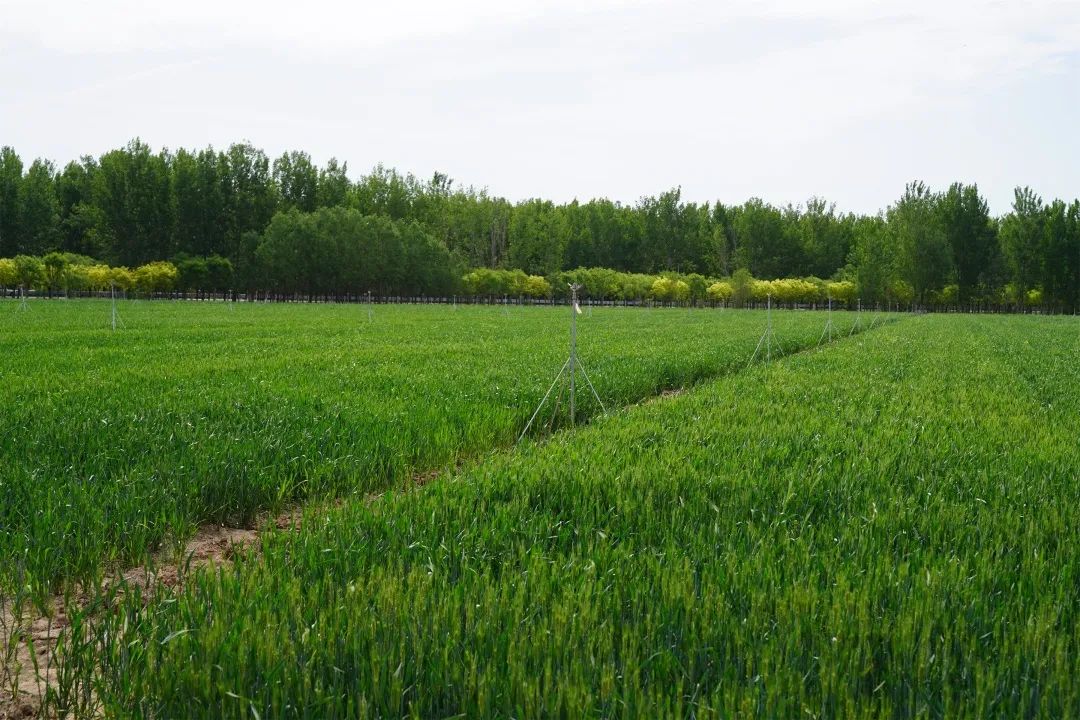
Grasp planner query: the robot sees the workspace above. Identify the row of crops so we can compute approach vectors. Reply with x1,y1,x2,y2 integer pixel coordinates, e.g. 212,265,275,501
0,301,884,594
39,314,1080,718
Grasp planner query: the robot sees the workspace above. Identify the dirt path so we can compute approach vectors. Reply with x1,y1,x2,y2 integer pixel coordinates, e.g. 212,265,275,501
0,507,306,720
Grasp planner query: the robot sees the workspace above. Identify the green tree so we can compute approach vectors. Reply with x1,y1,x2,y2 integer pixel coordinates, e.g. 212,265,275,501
399,221,460,296
56,158,105,257
0,147,24,257
797,197,851,278
848,215,895,304
351,164,415,220
887,182,952,303
257,209,316,295
561,201,595,270
732,199,801,279
704,203,733,276
233,230,266,291
17,159,62,254
225,143,279,253
1040,199,1080,309
462,267,509,296
316,158,351,208
258,207,455,297
273,151,318,212
172,148,229,257
508,200,568,275
999,187,1045,300
637,188,710,273
205,255,235,291
939,183,997,302
562,200,622,270
1069,201,1080,309
438,190,507,268
174,254,209,291
93,139,174,265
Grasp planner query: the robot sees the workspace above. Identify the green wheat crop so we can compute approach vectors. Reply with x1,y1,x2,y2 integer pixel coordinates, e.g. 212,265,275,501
0,300,875,594
47,313,1080,718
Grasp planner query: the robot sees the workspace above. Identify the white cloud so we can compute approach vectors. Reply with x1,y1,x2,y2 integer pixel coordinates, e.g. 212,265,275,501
1,0,1077,212
0,0,641,54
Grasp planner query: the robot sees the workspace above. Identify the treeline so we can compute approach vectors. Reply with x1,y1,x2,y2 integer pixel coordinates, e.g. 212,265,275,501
0,253,860,310
1,140,1078,307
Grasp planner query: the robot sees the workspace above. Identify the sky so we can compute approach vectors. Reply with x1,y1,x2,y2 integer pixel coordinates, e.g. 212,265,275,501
1,0,1078,215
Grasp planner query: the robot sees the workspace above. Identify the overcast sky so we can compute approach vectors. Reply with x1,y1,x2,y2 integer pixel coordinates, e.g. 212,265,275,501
2,0,1078,214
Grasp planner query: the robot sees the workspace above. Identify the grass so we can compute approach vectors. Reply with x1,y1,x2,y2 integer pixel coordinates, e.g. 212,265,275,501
46,313,1080,718
0,299,876,594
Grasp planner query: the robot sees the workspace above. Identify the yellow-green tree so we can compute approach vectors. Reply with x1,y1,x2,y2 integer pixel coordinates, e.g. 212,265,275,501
0,258,16,289
134,261,179,293
13,255,46,289
86,264,112,290
109,266,135,292
522,275,551,298
706,281,732,302
650,277,690,302
886,279,914,305
64,264,90,291
731,268,754,307
826,280,857,305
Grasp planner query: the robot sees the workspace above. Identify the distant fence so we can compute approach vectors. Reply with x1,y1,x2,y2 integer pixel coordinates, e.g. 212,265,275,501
2,287,1074,315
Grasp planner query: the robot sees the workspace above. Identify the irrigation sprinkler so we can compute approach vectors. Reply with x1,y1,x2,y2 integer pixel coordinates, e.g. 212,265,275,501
518,284,607,442
17,286,28,312
817,292,834,347
748,294,782,367
850,299,863,336
109,281,125,330
568,288,577,424
503,294,510,318
367,291,373,321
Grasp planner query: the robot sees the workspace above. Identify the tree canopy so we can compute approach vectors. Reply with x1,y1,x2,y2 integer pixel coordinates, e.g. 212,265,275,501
0,140,1077,308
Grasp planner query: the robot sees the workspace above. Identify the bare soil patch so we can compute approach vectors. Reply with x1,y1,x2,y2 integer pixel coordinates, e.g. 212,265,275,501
0,506,306,719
